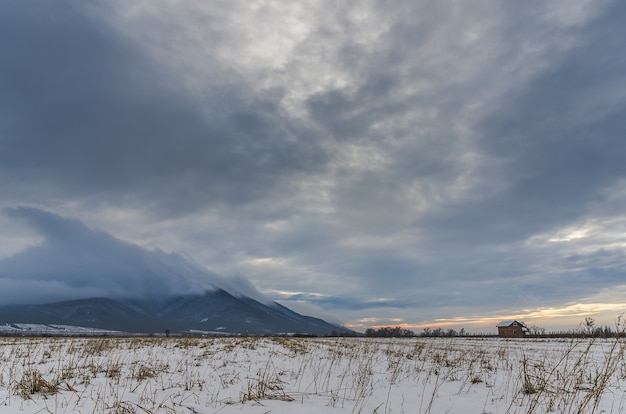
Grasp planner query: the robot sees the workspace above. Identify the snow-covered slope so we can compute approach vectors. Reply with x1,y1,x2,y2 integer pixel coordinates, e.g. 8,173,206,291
0,323,120,335
0,290,351,335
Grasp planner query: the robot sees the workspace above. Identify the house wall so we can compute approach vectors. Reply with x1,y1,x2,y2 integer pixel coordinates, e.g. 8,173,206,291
498,326,525,338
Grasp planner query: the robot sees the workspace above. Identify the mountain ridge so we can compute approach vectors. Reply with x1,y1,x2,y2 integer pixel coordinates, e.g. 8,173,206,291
0,290,352,336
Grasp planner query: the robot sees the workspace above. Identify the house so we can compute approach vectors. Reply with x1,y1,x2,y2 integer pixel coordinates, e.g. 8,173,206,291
497,320,528,338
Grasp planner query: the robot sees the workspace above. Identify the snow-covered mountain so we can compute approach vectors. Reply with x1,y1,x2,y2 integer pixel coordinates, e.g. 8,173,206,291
0,289,351,335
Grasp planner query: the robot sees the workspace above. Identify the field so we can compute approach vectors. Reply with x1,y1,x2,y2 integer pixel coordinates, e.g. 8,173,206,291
1,335,625,413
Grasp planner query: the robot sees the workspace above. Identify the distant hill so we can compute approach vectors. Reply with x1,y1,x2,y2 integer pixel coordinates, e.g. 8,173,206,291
0,289,351,336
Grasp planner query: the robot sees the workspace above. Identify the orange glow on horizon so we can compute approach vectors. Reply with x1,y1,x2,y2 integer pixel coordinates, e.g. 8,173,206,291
350,302,626,333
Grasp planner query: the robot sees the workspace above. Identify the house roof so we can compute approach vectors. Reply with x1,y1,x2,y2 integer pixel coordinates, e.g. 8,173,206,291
496,320,528,328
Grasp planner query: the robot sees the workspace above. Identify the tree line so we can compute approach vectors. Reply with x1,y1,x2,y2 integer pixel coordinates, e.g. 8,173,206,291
364,327,416,337
364,326,471,337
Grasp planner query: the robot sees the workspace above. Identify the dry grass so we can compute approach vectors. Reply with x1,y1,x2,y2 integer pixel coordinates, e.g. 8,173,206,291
12,368,59,400
0,334,625,413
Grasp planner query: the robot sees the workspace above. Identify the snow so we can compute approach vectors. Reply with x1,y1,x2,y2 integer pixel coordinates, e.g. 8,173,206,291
0,323,120,335
496,320,528,328
0,336,625,413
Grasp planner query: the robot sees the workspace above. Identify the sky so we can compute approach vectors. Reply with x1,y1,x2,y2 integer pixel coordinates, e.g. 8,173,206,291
1,0,626,333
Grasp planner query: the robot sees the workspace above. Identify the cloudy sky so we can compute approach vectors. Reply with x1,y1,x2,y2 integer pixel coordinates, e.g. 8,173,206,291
1,0,626,332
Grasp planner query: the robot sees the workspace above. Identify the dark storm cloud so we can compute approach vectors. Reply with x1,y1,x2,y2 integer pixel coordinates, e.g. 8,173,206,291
0,1,326,216
464,1,626,239
0,207,263,304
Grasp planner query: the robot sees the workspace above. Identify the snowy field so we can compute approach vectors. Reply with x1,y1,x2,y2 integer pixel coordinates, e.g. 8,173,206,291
1,336,625,413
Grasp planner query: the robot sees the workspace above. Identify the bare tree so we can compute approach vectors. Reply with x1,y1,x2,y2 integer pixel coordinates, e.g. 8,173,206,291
529,325,545,336
583,317,596,336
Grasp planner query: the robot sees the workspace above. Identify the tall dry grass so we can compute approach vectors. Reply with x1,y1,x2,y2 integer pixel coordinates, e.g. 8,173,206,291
0,333,624,413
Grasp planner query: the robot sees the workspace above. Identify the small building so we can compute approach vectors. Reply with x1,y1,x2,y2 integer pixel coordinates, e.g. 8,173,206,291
497,320,528,338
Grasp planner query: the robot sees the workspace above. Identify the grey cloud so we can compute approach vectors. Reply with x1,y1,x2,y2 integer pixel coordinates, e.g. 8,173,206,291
276,291,417,311
0,1,327,217
463,2,626,234
268,1,626,323
340,1,626,249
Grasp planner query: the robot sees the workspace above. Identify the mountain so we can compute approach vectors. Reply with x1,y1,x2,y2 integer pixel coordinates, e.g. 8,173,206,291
0,290,351,336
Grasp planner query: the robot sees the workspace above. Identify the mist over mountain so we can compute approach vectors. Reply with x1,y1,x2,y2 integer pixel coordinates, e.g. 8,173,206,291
0,208,349,335
0,207,267,304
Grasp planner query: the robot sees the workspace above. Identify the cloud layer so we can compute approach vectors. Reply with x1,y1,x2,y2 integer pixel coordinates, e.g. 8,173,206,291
0,207,264,304
2,0,626,329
